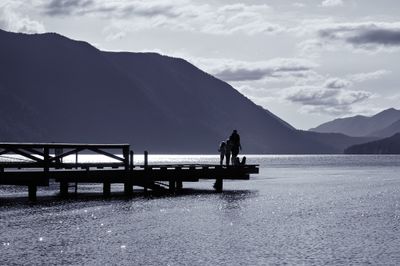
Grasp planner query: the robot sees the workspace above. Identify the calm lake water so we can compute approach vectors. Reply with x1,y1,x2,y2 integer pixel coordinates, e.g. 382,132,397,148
1,155,400,265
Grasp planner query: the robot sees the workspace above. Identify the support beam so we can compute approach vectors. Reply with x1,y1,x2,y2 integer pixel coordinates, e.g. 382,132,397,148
28,184,37,202
9,148,42,162
24,148,45,157
0,148,10,156
50,148,84,162
88,148,125,162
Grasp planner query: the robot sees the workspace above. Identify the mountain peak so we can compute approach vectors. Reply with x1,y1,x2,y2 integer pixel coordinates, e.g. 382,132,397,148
310,108,400,137
373,107,400,117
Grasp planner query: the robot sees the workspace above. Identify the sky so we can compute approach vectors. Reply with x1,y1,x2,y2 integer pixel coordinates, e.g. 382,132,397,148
1,0,400,129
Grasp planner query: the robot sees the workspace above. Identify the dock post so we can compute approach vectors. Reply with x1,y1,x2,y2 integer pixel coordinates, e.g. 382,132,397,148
176,180,183,190
214,177,223,192
103,181,111,197
43,146,50,186
123,146,130,170
130,150,134,170
169,179,176,193
43,147,50,172
28,184,37,202
176,167,182,190
143,151,149,192
124,183,133,196
60,181,68,197
123,146,133,196
144,151,148,167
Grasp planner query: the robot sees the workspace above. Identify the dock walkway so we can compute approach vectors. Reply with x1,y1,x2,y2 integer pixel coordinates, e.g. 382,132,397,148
0,143,259,201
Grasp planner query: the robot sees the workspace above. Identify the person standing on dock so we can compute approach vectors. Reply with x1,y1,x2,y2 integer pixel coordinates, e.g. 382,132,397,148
225,139,232,166
218,141,226,166
229,130,242,164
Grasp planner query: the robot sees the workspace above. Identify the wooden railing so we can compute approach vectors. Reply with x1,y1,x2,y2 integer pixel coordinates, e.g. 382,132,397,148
0,143,130,171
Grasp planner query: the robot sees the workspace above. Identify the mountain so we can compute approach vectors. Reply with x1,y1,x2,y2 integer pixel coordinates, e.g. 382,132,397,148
344,133,400,154
310,108,400,137
370,119,400,138
298,131,376,153
0,29,367,153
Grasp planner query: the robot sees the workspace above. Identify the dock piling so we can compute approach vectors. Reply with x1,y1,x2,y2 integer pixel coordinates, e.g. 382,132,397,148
169,179,176,193
176,180,183,190
130,150,134,170
43,147,50,173
143,151,149,192
176,166,183,190
124,183,133,196
103,181,111,197
214,177,223,192
144,151,148,167
123,146,130,171
28,184,37,202
60,181,68,197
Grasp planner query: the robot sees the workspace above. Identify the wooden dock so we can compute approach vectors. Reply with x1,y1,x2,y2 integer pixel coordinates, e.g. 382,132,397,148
0,143,259,201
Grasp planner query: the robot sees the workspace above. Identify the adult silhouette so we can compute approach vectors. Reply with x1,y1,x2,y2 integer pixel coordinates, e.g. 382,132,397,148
229,130,242,164
218,141,226,166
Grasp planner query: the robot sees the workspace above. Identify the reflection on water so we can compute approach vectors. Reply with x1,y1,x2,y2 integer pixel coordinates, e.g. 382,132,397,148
219,190,256,210
1,155,400,265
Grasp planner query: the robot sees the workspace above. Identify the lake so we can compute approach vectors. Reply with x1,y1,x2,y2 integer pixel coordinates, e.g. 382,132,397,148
1,155,400,265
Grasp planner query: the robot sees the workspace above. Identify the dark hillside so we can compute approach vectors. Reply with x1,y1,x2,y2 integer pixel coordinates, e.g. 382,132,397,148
0,29,366,153
345,133,400,154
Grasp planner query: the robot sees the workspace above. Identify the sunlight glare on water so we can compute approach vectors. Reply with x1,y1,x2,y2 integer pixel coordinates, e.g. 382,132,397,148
1,155,400,265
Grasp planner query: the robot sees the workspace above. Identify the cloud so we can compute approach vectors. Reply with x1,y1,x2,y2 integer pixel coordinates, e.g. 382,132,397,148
293,3,305,8
189,54,372,116
215,68,268,82
317,22,400,51
321,0,344,7
200,58,318,82
0,2,45,33
202,4,282,35
348,70,391,82
323,78,352,89
45,0,94,16
44,0,182,18
41,0,283,36
282,79,371,115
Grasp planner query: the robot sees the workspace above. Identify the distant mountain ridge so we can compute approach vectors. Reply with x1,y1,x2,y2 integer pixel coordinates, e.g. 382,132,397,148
345,133,400,154
370,119,400,138
310,108,400,137
0,29,368,153
298,130,376,153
